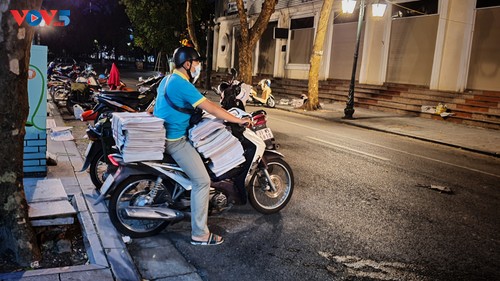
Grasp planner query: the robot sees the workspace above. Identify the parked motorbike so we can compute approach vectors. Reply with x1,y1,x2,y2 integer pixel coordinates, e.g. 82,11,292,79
81,74,163,122
248,79,276,108
80,75,164,188
95,108,294,238
215,68,278,150
80,113,117,189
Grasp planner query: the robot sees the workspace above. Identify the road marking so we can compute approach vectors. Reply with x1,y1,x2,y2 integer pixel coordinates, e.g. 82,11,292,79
274,117,500,179
307,136,390,161
319,252,427,281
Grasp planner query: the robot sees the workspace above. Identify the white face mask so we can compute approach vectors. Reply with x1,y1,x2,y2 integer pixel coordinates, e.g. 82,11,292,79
191,64,202,83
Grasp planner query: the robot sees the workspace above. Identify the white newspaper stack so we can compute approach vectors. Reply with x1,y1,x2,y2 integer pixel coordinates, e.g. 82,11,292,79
111,112,166,163
189,114,245,176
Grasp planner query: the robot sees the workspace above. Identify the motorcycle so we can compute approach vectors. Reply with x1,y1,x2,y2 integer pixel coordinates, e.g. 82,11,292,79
80,75,164,188
248,79,276,108
80,113,117,189
95,108,294,238
81,74,163,122
215,68,278,150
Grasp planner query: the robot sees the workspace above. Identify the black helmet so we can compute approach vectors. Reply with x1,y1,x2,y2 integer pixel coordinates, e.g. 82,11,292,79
173,47,203,68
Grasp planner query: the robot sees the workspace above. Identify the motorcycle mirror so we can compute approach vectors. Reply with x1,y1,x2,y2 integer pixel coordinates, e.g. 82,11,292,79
230,68,238,78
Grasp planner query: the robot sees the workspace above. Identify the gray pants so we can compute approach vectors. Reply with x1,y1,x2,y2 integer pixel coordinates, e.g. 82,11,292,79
165,137,210,237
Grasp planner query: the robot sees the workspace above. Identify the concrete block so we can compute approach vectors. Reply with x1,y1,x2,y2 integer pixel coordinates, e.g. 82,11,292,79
27,140,46,146
105,248,141,281
129,243,197,280
85,232,108,267
24,178,68,203
91,213,125,249
28,200,76,219
24,152,46,160
23,166,47,173
60,269,114,281
24,160,41,166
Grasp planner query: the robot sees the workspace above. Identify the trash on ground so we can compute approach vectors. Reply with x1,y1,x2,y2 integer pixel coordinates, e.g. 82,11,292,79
50,127,74,141
279,98,290,105
421,103,454,118
416,183,453,194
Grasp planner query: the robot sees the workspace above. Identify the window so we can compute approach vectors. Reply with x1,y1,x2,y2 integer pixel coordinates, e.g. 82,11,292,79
288,16,314,64
391,0,438,18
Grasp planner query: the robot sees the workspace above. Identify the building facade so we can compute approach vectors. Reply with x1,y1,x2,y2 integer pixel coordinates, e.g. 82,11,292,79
212,0,500,93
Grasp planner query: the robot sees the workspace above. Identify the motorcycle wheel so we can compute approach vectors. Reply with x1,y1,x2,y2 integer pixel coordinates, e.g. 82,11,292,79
66,92,76,115
266,97,276,108
52,86,68,105
108,175,171,238
248,158,294,214
89,152,108,191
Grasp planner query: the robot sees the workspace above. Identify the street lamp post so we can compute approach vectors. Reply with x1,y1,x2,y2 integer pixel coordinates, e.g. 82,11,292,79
343,0,366,119
342,0,386,119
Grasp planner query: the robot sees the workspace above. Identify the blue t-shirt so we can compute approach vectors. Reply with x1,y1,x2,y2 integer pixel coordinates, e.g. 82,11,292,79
153,70,206,140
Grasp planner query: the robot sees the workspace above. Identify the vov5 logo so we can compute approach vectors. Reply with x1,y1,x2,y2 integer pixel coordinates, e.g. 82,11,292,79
10,10,70,27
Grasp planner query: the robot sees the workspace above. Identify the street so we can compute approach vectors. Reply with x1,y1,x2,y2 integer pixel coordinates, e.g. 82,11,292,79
146,107,500,281
64,73,500,281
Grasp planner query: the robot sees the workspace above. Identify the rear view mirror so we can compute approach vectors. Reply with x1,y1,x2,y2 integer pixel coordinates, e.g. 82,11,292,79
230,68,238,78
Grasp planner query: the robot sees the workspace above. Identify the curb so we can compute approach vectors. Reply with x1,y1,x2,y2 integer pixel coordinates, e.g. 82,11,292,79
274,105,500,158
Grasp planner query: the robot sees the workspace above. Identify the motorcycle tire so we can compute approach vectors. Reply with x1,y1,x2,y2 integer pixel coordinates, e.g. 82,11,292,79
108,175,171,238
248,158,294,214
66,92,76,115
89,151,107,191
266,97,276,108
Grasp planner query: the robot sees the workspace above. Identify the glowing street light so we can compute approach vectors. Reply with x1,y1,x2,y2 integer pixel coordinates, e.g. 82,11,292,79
342,0,386,119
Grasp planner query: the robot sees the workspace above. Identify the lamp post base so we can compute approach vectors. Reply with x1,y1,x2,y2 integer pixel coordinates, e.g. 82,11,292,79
343,107,355,119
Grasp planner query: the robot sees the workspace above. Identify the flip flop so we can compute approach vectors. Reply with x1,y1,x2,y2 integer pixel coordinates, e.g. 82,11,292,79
190,233,224,246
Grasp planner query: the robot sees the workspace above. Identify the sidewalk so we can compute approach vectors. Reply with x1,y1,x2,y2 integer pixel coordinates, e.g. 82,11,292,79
0,104,201,281
274,101,500,157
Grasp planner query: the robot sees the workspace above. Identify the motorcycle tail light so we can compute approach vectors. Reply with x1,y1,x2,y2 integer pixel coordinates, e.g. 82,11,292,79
253,114,267,126
108,154,120,167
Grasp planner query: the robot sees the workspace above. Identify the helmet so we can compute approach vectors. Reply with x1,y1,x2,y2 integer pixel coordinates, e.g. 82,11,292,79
173,46,203,68
265,79,271,87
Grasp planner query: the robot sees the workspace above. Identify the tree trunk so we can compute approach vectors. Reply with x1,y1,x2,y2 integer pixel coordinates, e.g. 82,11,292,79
186,0,200,51
306,0,334,111
236,0,278,84
0,0,43,267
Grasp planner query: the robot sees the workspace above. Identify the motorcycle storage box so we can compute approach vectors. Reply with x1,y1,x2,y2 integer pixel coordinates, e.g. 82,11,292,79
111,112,166,163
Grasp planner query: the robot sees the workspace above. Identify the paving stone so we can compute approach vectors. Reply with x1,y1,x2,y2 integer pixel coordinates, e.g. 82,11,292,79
25,178,68,203
60,269,114,281
83,192,109,214
156,273,204,281
106,248,141,281
28,200,76,219
129,243,197,280
91,212,125,249
85,232,108,267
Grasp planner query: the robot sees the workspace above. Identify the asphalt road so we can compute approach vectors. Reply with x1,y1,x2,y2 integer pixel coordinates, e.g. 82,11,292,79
160,107,500,281
65,71,500,281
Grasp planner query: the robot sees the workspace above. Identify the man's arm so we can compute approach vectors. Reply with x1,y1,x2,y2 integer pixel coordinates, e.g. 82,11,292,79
197,99,251,125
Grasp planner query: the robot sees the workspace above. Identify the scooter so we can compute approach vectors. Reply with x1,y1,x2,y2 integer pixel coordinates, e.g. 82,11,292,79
95,108,294,238
215,69,278,150
80,74,163,122
248,79,276,108
79,76,163,188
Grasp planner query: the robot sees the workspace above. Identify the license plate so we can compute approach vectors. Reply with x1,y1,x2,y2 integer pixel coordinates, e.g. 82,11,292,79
84,141,93,157
100,174,114,195
256,128,274,141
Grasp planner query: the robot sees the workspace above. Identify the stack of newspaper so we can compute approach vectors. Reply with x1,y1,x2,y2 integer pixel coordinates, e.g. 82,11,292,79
189,115,245,176
111,112,165,163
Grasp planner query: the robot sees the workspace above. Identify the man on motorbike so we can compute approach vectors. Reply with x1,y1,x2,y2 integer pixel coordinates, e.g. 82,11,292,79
154,46,251,245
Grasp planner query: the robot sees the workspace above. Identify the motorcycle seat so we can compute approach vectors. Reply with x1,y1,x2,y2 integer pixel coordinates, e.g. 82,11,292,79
99,91,154,110
100,90,141,98
161,152,177,165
